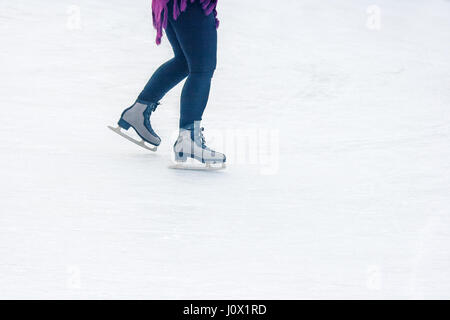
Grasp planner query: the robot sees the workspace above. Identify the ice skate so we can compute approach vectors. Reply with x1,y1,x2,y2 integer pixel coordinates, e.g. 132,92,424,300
108,101,161,152
169,122,226,171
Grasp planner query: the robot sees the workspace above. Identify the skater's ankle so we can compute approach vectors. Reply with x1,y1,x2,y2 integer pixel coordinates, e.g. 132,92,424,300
136,98,159,106
180,121,201,131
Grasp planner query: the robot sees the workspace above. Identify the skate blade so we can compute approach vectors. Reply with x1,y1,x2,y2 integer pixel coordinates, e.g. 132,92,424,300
107,125,157,152
168,162,226,171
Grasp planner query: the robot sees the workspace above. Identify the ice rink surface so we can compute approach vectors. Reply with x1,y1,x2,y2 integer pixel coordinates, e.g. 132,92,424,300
0,0,449,299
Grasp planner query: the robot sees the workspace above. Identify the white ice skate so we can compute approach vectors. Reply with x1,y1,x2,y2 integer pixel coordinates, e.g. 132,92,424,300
108,101,161,152
169,122,226,171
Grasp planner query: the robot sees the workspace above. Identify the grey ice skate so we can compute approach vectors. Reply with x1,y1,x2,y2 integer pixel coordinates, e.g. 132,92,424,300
108,101,161,151
170,122,226,170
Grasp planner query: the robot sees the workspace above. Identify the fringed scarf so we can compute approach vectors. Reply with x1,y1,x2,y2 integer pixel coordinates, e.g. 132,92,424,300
152,0,219,45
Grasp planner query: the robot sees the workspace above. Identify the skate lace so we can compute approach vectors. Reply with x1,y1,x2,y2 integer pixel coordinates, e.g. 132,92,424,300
151,102,159,112
143,102,159,133
145,102,159,115
200,127,206,147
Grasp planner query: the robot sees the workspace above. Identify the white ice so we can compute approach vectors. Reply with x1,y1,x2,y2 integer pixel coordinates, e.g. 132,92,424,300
0,0,449,299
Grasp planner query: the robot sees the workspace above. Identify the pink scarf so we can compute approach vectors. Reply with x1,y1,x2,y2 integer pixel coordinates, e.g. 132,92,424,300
152,0,219,45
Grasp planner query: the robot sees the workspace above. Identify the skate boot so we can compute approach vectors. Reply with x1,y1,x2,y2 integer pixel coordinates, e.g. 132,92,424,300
108,100,161,151
171,122,226,170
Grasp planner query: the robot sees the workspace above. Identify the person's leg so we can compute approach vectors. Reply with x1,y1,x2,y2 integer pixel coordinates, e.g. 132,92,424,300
114,23,188,148
138,23,189,103
168,1,217,128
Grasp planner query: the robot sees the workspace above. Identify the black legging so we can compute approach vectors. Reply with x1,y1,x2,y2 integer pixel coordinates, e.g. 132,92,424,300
138,0,217,128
